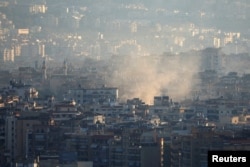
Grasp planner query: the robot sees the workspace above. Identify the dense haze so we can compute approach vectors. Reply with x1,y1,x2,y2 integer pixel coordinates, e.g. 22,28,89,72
90,53,201,103
1,0,250,102
76,0,250,31
2,1,250,167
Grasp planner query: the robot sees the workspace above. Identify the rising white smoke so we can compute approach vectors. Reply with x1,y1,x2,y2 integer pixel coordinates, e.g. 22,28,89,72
105,53,201,104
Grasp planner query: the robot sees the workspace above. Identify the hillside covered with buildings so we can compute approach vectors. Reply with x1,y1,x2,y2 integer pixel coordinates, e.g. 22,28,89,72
1,0,250,167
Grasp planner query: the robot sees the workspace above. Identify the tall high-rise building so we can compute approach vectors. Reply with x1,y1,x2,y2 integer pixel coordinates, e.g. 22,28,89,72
200,48,225,73
5,116,17,163
170,127,223,167
109,128,161,167
5,113,51,164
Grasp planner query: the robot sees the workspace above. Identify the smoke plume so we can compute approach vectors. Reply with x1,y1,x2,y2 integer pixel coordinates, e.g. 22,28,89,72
105,53,201,104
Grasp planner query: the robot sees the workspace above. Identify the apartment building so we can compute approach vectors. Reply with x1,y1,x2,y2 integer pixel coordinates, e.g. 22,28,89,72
67,87,118,105
109,128,161,167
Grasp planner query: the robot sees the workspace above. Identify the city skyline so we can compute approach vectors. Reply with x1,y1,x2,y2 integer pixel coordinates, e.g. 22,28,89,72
0,1,250,167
